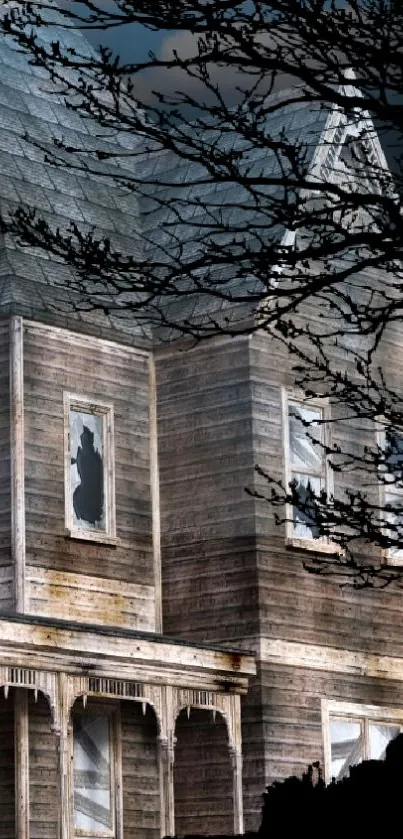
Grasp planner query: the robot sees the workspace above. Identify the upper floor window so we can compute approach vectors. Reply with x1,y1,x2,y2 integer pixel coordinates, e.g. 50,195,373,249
282,390,333,549
379,426,403,563
64,394,116,543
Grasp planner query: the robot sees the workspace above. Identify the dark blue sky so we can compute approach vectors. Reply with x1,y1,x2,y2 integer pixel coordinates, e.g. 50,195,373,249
86,20,166,64
59,1,168,63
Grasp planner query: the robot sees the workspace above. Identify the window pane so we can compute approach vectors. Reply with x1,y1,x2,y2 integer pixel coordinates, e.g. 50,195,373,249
385,430,403,484
289,403,323,472
369,723,400,760
74,714,113,833
70,410,105,531
330,719,363,781
291,473,322,540
384,491,403,556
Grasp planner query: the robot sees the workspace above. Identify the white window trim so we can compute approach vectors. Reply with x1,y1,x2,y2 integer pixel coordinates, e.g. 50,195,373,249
64,393,116,544
282,388,336,553
322,698,403,784
72,702,123,839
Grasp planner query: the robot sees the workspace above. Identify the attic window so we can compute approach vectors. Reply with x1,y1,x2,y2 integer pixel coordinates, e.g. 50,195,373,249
339,137,367,169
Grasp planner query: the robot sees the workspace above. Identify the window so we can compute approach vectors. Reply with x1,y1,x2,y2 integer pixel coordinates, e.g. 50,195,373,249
64,394,116,543
323,700,403,783
282,390,332,548
379,426,403,563
73,709,119,838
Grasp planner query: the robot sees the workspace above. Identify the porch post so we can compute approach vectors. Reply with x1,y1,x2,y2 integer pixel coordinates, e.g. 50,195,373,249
229,745,244,835
14,688,29,839
226,693,244,835
159,685,176,838
158,732,176,837
54,673,73,839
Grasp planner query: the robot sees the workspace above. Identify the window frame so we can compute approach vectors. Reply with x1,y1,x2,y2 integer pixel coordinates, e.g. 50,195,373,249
72,702,122,839
377,423,403,565
282,388,334,552
64,393,116,544
322,698,403,784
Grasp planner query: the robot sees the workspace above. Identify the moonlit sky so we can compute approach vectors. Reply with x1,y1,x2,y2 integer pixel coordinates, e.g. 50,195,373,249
58,1,282,107
57,1,400,175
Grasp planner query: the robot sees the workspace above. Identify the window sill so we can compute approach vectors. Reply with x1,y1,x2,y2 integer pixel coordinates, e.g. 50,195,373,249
382,551,403,567
65,527,118,547
285,536,343,554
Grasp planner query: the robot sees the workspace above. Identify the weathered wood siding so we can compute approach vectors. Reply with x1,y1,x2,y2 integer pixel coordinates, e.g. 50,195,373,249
240,685,265,832
249,329,403,660
29,691,58,839
155,337,278,834
156,324,403,831
121,701,160,839
23,322,156,630
260,660,403,785
174,708,233,836
0,692,14,838
0,321,12,612
247,324,403,816
156,337,259,645
26,567,154,631
0,567,13,614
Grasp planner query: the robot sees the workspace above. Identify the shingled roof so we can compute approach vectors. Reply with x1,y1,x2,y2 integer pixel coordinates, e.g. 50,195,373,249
0,3,330,344
0,3,149,344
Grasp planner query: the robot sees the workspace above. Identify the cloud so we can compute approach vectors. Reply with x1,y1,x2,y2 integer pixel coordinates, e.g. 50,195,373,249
133,28,296,109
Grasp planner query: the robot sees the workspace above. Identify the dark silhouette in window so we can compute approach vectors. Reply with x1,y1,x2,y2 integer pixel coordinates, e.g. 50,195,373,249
71,425,104,526
293,477,321,539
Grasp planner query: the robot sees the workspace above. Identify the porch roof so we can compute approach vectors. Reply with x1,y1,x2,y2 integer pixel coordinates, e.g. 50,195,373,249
0,613,256,693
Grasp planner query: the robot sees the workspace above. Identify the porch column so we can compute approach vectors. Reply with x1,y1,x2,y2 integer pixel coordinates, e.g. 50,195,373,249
158,732,176,837
14,688,29,839
225,693,244,835
230,745,244,835
54,673,73,839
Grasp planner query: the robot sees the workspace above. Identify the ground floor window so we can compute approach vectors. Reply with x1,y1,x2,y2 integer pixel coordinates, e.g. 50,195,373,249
73,707,118,838
323,700,403,783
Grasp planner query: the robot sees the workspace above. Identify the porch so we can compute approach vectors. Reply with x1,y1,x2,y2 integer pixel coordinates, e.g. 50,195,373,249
0,615,255,839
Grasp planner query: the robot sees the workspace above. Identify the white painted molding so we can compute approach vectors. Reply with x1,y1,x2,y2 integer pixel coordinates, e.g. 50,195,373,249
260,637,403,681
23,318,149,360
308,80,392,188
149,356,163,633
0,618,256,690
10,316,25,613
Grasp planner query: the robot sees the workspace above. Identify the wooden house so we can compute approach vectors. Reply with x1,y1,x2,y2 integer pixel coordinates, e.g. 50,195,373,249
0,4,401,839
0,11,255,839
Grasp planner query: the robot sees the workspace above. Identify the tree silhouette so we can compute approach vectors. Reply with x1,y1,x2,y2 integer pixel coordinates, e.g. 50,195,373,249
1,1,403,585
